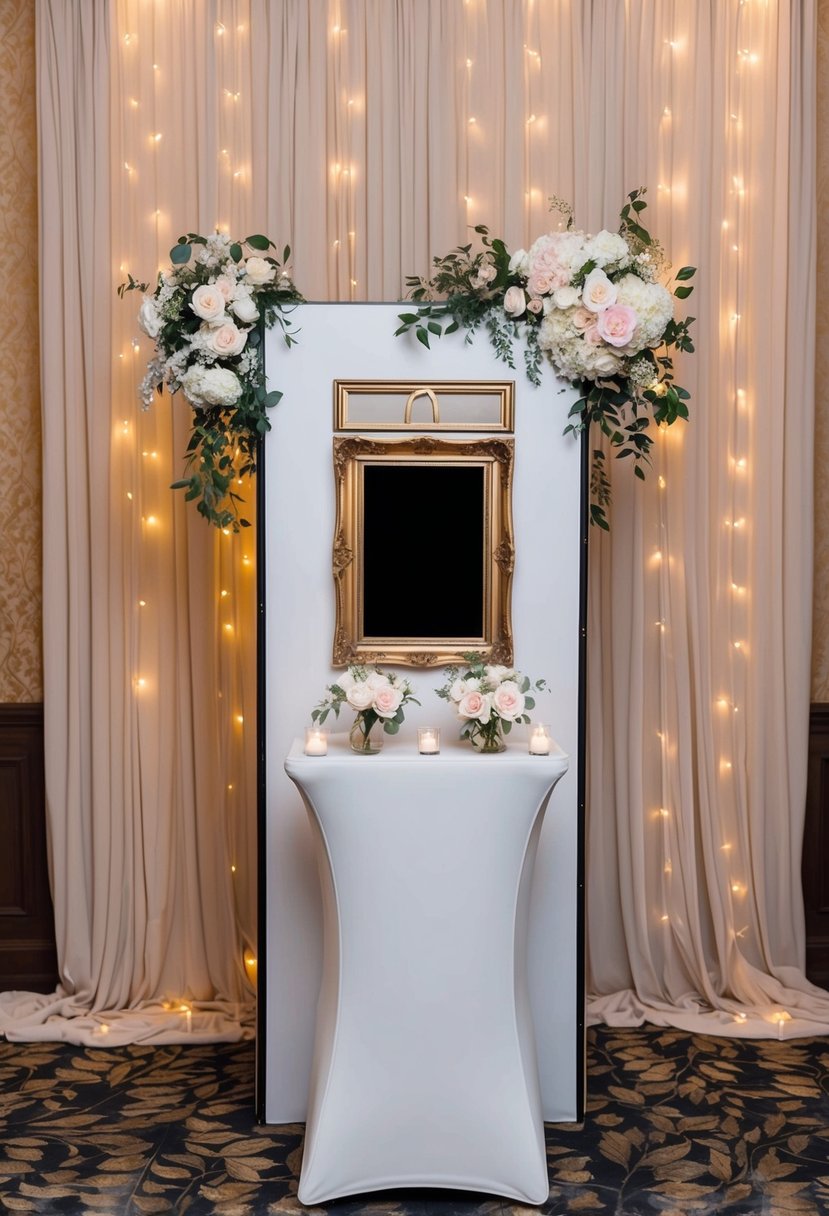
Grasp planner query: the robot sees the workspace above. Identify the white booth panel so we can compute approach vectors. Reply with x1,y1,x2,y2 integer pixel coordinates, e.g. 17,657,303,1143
261,303,583,1123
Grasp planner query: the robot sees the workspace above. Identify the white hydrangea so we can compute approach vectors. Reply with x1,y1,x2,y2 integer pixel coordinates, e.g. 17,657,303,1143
585,229,630,270
181,364,243,407
527,230,588,282
614,274,673,348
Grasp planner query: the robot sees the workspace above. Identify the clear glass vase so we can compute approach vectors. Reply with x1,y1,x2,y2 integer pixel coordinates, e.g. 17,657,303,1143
469,721,506,754
349,713,385,755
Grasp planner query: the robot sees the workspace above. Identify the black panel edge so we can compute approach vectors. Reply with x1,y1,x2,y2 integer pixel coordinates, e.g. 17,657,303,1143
255,431,268,1123
576,428,589,1122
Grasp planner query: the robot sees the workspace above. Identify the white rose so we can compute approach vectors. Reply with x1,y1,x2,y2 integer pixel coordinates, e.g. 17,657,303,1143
205,322,248,357
589,349,623,375
365,671,390,690
503,286,526,317
553,285,580,309
138,296,162,339
492,680,526,720
190,284,227,322
450,678,468,703
181,364,242,406
508,248,529,276
232,294,260,324
373,685,403,718
477,263,497,283
346,683,374,711
336,670,356,691
581,269,617,313
484,664,510,685
244,256,277,286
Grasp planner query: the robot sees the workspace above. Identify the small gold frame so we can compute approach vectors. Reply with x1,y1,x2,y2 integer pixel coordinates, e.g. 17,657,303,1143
332,436,515,668
334,380,515,432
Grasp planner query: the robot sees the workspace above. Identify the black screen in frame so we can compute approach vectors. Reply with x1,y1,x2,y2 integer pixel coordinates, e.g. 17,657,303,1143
362,464,485,639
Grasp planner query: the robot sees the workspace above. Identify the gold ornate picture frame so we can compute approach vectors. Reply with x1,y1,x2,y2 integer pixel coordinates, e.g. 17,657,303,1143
332,435,514,668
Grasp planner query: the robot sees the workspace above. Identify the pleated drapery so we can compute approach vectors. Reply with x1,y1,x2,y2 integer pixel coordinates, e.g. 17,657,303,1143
1,0,825,1045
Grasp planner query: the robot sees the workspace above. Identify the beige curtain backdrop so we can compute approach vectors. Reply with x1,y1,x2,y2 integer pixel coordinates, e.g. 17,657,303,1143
2,0,825,1044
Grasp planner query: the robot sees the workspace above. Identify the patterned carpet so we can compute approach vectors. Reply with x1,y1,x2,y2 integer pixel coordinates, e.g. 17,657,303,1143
0,1027,828,1215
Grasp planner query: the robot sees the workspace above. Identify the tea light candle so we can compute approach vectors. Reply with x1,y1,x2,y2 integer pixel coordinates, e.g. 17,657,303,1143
305,727,329,756
528,724,552,755
418,728,440,755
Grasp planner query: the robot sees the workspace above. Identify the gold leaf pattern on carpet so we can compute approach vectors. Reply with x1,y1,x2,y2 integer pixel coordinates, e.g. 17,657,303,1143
0,1028,828,1213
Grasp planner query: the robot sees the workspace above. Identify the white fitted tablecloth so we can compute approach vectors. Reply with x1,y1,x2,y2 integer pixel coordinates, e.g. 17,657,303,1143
284,732,569,1206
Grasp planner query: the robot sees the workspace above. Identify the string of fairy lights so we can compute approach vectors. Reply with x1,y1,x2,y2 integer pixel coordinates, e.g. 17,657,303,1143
646,1,788,1031
115,1,259,1016
111,0,786,1030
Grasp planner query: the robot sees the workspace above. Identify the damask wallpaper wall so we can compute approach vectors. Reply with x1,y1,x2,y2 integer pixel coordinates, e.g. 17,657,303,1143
0,0,41,702
0,0,827,702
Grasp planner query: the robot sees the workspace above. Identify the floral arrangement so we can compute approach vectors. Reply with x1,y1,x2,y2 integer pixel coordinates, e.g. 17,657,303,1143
396,189,696,529
312,664,420,753
435,653,547,753
119,232,303,530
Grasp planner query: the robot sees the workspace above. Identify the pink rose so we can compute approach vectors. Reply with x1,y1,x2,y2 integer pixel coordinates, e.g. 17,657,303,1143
528,271,553,297
582,269,617,312
572,306,594,331
458,690,493,723
373,685,403,718
584,325,603,347
503,286,527,317
205,322,248,357
527,298,543,315
492,681,526,720
596,304,637,347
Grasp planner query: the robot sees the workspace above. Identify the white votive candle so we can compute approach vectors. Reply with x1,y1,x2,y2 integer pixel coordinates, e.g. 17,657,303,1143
305,728,328,756
528,724,552,755
418,728,440,755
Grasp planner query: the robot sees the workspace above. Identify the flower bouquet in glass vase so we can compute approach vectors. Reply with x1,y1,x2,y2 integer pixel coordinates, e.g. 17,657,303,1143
312,665,419,754
436,653,546,753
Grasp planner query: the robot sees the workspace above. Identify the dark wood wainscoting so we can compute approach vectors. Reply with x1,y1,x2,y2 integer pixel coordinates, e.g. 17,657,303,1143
804,704,829,989
0,704,58,991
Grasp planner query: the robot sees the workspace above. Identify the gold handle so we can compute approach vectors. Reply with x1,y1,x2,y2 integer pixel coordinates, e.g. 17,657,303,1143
403,387,440,425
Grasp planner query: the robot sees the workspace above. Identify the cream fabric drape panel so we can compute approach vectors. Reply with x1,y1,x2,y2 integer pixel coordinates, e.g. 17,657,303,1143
584,0,829,1036
0,0,254,1043
3,0,824,1044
